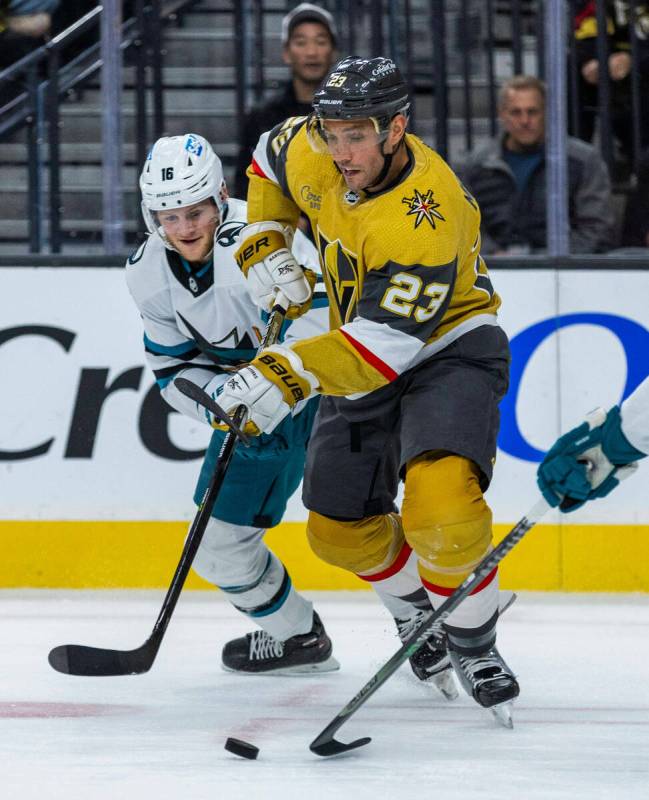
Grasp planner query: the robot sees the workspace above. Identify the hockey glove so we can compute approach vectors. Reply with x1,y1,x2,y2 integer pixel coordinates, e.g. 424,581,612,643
537,406,644,512
214,345,319,436
235,221,315,319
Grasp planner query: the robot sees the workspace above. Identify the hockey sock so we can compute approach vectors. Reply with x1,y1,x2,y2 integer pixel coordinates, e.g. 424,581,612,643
191,517,313,640
358,542,432,620
219,551,314,641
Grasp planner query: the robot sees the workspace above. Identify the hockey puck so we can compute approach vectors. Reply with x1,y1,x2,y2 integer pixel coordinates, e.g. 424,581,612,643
224,737,259,760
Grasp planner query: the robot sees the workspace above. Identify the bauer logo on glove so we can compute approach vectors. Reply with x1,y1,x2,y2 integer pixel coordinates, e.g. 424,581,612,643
235,221,315,319
235,233,280,270
258,353,307,403
212,346,320,436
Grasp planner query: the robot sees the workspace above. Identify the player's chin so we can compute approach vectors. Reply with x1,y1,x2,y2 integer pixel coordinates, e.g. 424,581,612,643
175,237,210,261
340,169,364,191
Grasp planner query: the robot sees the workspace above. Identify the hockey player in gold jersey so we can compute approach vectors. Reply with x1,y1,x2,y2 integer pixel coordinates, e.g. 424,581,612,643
216,56,518,723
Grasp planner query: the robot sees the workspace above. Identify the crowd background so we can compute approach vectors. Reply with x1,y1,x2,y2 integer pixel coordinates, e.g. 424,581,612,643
0,0,648,257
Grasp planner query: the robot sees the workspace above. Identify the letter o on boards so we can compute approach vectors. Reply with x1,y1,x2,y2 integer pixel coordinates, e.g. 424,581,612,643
498,313,649,463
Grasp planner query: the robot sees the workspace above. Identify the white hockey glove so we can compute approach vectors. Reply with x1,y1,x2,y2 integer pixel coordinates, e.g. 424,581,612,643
235,221,315,319
215,345,319,436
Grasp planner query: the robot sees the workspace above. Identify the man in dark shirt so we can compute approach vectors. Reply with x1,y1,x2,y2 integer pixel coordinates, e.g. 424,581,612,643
457,75,614,254
233,3,337,199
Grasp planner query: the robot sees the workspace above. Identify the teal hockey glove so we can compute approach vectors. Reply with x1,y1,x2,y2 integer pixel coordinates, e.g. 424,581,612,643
537,406,644,512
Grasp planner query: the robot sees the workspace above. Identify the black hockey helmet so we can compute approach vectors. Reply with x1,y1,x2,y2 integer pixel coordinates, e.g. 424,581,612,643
312,56,410,130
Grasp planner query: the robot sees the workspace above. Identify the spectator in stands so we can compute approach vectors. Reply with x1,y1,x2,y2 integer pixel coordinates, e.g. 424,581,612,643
234,2,337,199
0,1,59,107
457,75,614,254
572,1,649,179
0,1,59,67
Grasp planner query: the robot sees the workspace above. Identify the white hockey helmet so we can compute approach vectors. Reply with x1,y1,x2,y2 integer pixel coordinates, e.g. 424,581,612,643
139,133,228,244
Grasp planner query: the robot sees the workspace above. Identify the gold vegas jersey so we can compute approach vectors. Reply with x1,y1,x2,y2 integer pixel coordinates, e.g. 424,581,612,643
247,117,502,398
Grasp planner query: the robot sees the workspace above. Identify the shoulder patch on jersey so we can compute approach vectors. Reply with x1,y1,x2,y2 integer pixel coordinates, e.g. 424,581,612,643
216,220,247,248
127,238,149,265
401,188,445,230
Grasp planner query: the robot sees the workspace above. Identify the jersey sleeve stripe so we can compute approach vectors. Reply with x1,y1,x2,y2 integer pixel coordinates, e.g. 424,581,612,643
154,363,227,389
155,373,179,389
251,157,268,179
341,316,423,375
339,328,399,382
143,333,197,357
251,131,279,184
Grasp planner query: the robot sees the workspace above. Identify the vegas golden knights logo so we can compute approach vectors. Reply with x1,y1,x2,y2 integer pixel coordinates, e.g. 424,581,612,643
317,229,360,324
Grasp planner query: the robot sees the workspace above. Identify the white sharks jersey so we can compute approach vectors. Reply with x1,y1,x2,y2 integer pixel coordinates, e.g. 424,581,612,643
621,375,649,456
125,197,327,424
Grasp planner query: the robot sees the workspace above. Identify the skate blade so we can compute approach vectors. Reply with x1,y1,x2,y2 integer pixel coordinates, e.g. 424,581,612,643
489,700,514,729
429,670,459,701
221,655,340,676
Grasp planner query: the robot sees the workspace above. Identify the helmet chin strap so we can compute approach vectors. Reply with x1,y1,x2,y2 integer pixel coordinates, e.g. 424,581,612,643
363,136,404,191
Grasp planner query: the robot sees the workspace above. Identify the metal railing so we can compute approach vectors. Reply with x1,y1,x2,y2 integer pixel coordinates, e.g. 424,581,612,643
0,1,647,255
0,0,202,252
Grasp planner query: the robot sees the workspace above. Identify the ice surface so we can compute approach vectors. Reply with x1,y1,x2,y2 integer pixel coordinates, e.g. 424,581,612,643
2,590,648,800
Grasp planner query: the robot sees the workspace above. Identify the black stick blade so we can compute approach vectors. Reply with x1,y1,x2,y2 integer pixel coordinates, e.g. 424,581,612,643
309,735,372,757
174,378,250,446
48,642,155,677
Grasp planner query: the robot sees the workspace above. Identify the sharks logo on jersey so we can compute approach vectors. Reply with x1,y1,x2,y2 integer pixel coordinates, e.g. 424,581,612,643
125,199,328,424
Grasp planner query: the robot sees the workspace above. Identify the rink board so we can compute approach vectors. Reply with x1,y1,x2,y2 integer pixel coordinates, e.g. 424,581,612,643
1,519,648,591
1,266,648,590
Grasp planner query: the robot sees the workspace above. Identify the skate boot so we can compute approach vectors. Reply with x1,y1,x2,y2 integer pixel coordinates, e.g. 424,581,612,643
221,612,340,675
448,645,519,727
395,612,459,701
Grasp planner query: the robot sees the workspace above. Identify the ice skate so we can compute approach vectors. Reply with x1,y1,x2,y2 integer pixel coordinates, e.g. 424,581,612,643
221,612,340,675
395,612,459,701
448,645,519,727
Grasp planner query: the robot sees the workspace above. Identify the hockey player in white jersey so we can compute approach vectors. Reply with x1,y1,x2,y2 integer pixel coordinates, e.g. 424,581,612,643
126,133,338,675
537,376,648,509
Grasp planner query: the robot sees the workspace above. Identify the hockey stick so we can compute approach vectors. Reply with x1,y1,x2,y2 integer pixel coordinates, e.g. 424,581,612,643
174,379,251,447
309,496,550,757
48,295,289,677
